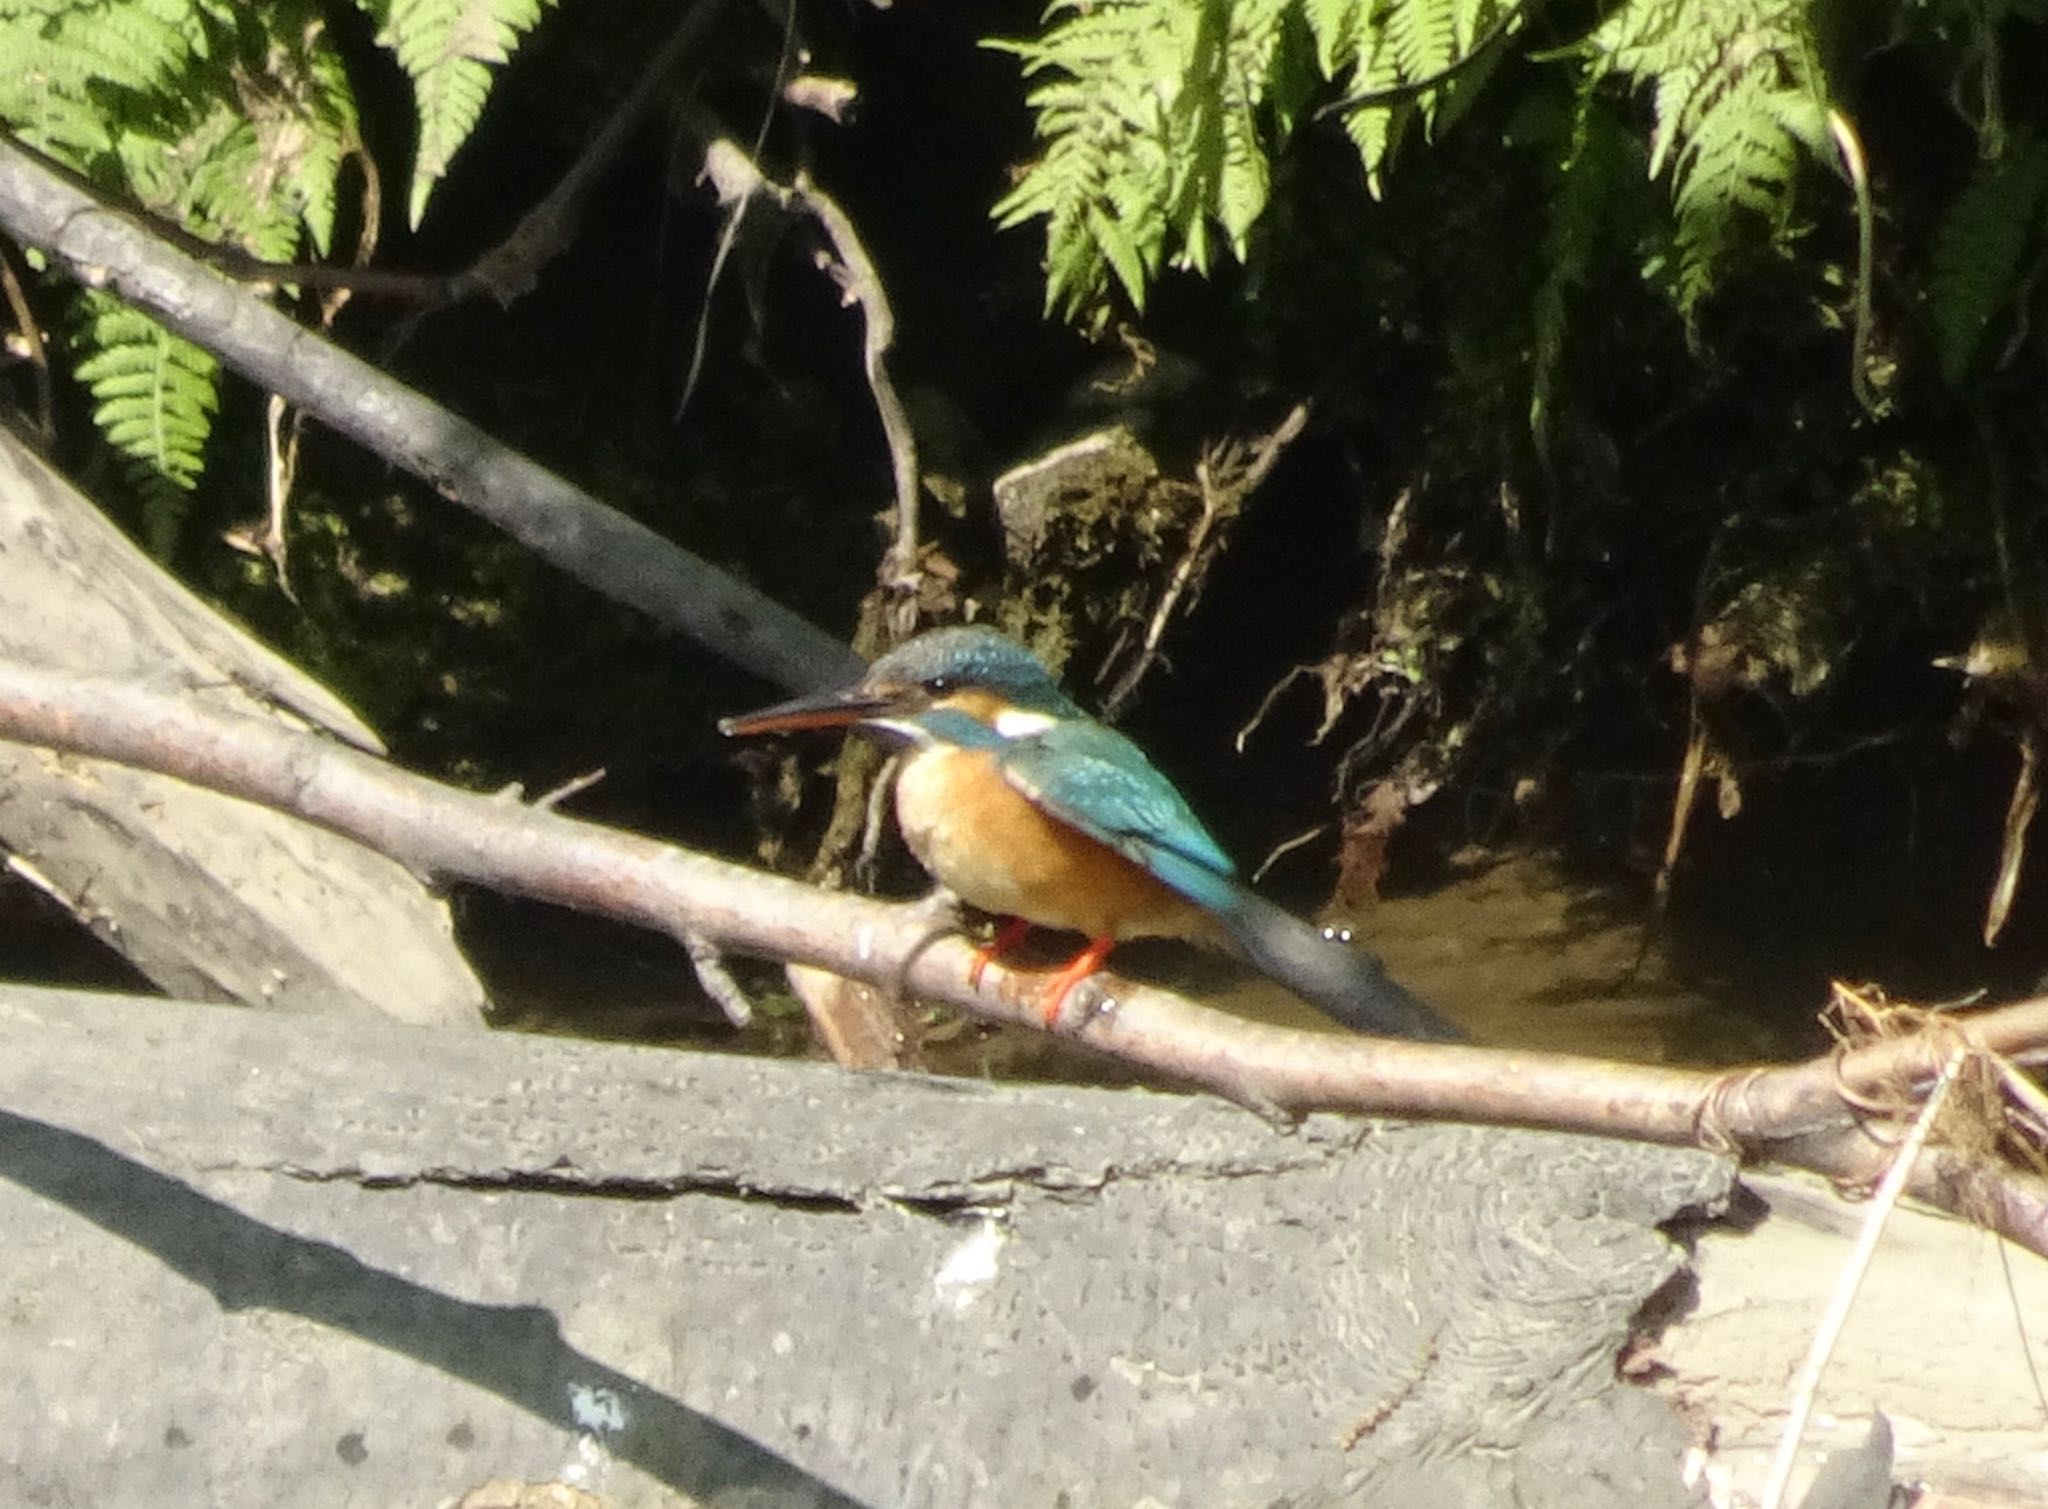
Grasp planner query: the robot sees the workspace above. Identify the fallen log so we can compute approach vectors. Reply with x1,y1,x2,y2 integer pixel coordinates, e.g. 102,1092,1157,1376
1,985,1729,1509
0,429,485,1025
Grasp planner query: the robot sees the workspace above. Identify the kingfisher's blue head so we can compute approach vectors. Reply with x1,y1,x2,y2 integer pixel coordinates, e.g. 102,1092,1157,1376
720,625,1083,747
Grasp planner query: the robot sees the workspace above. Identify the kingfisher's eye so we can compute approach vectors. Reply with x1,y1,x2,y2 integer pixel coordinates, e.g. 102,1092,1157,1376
927,676,952,694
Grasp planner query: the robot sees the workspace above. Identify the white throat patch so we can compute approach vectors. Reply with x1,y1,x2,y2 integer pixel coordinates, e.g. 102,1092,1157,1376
868,715,937,745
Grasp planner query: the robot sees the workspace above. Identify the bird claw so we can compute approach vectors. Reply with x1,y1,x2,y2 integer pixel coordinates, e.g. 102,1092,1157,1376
969,917,1034,990
1040,935,1118,1028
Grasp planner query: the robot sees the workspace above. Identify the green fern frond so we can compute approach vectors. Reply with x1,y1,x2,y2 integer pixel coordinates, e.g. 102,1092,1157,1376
0,0,211,159
1333,37,1402,194
72,294,221,556
0,1,364,541
1589,0,1829,319
1309,0,1520,195
1177,0,1293,271
218,9,362,260
271,34,361,259
0,35,116,157
1301,0,1365,75
1385,0,1456,101
1928,132,2048,386
4,0,204,94
362,0,560,228
992,0,1194,322
989,0,1524,324
992,0,1297,328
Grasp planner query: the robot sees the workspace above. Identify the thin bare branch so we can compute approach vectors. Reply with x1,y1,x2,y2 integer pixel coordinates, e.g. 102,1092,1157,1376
676,0,800,421
1101,403,1309,717
464,0,731,306
0,236,53,442
1,658,2045,1254
1758,1047,1965,1509
790,169,921,591
680,930,754,1028
696,139,922,622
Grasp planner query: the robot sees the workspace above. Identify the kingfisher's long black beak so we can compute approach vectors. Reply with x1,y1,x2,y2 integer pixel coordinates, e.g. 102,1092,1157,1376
718,685,899,737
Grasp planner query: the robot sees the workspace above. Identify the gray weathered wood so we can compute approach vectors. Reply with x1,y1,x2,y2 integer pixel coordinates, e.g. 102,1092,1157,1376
1652,1168,2048,1507
0,431,485,1024
0,987,1730,1507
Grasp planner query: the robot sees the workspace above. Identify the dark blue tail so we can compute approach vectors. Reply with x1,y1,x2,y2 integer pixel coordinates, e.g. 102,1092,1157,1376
1139,844,1461,1041
1213,887,1464,1042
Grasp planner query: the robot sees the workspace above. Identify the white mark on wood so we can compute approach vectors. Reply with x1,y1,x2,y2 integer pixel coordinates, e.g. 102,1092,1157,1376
933,1214,1006,1312
565,1429,614,1489
567,1382,626,1436
1108,1356,1204,1392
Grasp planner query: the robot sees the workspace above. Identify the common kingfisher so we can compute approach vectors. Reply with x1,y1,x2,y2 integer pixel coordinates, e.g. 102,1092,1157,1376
721,626,1459,1041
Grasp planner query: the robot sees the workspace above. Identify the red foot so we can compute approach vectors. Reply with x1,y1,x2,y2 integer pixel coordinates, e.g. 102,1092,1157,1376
968,917,1035,990
1041,935,1117,1028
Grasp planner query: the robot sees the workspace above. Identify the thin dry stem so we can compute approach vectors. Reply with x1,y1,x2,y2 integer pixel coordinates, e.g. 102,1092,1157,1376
1757,1046,1965,1509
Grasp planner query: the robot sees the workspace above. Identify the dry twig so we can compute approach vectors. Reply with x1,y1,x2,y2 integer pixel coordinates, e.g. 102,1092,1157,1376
1757,1045,1965,1509
1100,403,1309,717
0,238,53,443
696,138,923,633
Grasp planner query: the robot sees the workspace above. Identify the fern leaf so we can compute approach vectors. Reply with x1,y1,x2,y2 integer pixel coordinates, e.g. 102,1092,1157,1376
0,0,206,158
71,294,221,557
1336,37,1406,196
1307,0,1521,194
0,1,351,262
1385,0,1456,114
1301,0,1366,75
0,1,368,541
992,0,1200,324
363,0,559,228
1929,132,2048,385
43,0,200,94
1589,0,1831,319
1449,0,1492,51
990,0,1296,327
1215,0,1291,250
230,5,362,259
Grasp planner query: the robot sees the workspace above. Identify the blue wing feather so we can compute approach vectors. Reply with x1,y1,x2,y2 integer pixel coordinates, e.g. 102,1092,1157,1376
992,721,1238,898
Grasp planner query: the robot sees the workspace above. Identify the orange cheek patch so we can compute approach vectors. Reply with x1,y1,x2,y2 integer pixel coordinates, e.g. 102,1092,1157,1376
933,688,1006,724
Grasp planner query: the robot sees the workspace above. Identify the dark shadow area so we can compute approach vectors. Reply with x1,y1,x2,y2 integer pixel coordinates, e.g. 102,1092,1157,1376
0,870,156,994
0,1108,868,1509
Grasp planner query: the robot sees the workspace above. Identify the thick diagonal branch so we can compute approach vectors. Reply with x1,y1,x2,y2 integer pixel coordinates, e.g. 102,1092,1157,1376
0,136,860,696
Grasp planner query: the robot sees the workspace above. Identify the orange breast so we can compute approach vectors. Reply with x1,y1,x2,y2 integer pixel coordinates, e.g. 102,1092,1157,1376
892,745,1218,943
